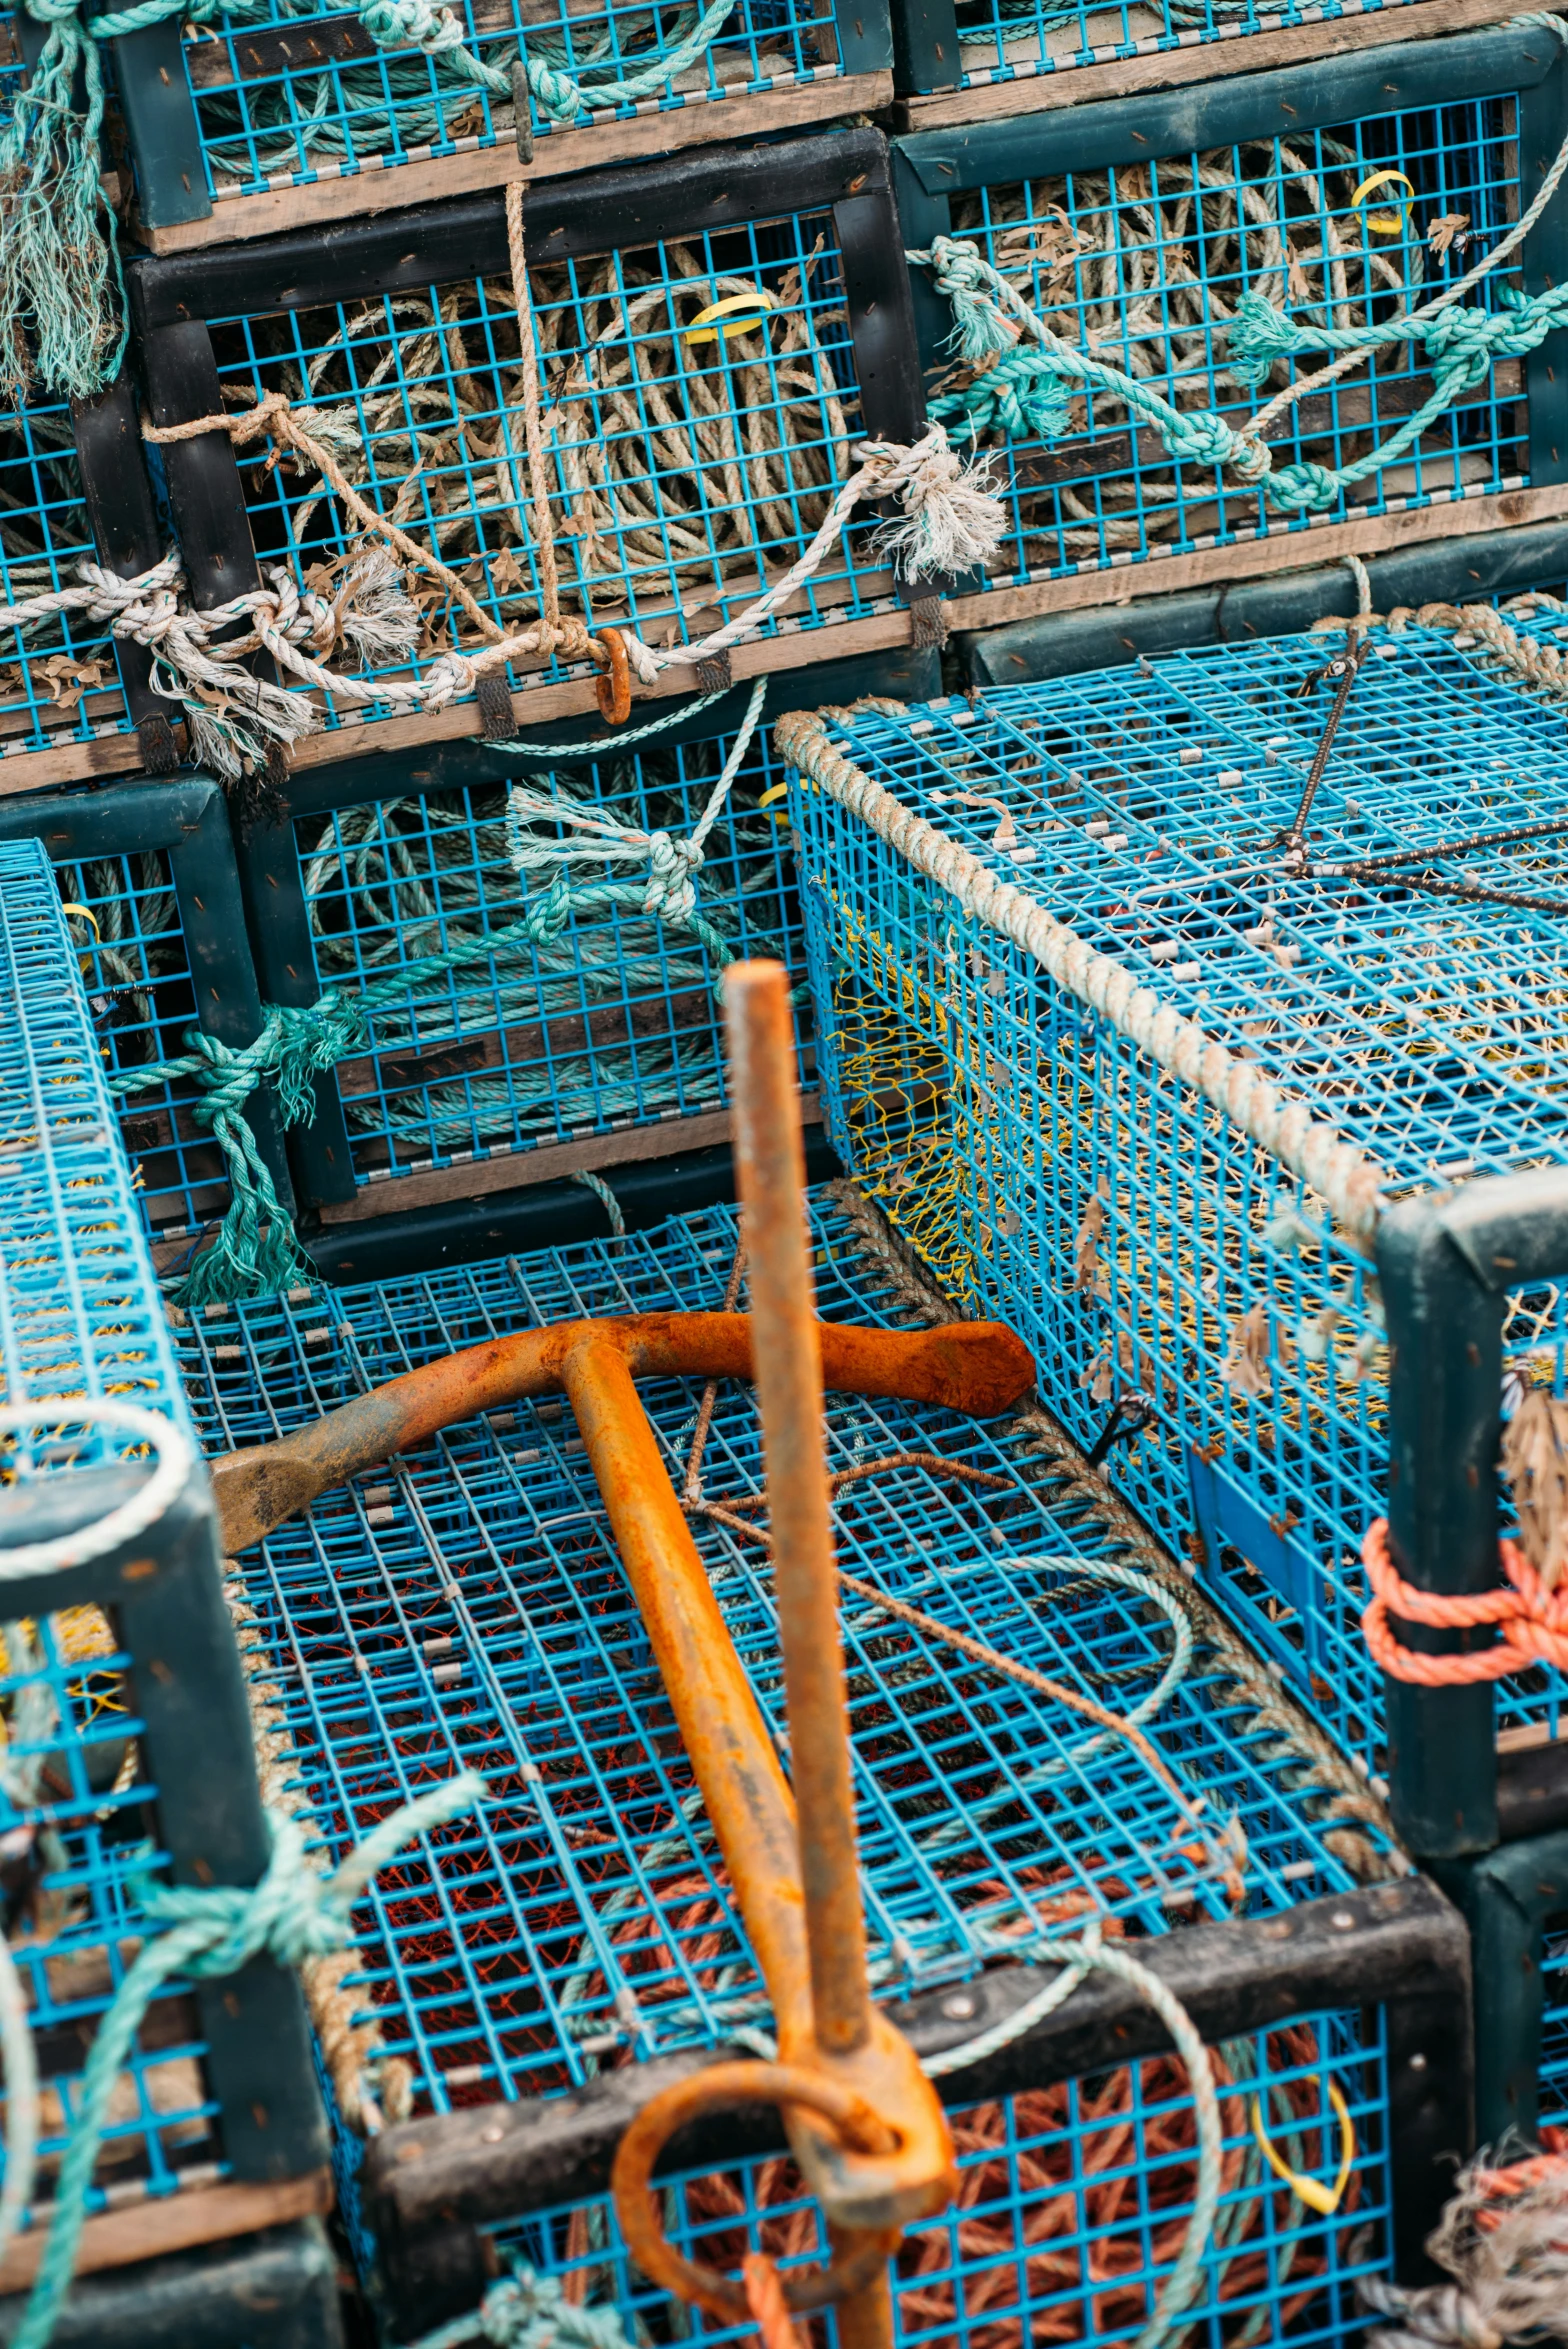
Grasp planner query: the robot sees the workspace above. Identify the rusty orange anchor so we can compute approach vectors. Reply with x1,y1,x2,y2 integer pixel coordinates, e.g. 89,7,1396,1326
213,962,1036,2339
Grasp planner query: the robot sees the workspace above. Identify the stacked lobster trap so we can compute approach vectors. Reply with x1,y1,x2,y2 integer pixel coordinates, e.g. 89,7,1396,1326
11,0,1568,2333
894,16,1568,643
782,609,1568,2217
0,838,340,2344
176,1185,1475,2347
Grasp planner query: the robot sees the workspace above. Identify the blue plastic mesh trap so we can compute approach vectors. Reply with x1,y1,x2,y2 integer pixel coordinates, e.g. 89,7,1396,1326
256,707,809,1208
174,1192,1380,2156
898,88,1529,596
790,630,1568,1772
170,184,899,740
928,0,1462,97
1545,1912,1567,2130
0,790,281,1284
0,839,224,2233
171,0,845,205
0,395,134,768
50,848,234,1258
481,2007,1389,2349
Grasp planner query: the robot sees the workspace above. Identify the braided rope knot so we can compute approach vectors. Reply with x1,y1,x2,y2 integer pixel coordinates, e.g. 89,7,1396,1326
1264,458,1346,514
1173,410,1244,470
642,831,702,922
1360,1518,1568,1682
859,425,1006,579
359,0,468,55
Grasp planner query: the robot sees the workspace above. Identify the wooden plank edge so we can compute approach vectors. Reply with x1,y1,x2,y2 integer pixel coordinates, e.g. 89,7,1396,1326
0,2170,334,2298
899,0,1516,129
285,607,914,774
313,1094,822,1226
941,483,1568,630
133,73,893,254
0,731,149,801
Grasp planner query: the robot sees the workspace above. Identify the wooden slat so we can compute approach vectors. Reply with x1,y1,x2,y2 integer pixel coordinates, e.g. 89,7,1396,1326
0,2171,333,2297
941,479,1568,630
314,1092,822,1224
133,72,893,252
898,0,1517,131
284,605,915,774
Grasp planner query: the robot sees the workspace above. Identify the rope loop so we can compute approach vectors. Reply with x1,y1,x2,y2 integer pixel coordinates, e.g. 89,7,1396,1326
1360,1517,1568,1682
0,1399,193,1575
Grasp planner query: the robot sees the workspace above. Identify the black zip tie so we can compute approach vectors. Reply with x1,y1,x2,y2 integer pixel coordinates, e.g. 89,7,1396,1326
1086,1390,1158,1469
1269,636,1366,862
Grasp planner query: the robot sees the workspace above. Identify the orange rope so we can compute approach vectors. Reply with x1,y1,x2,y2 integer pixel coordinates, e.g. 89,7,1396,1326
742,2252,804,2349
1361,1518,1568,1682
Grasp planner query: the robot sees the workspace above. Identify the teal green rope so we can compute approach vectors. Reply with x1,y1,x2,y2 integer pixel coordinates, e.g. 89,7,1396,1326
911,233,1568,517
111,869,738,1309
13,1770,486,2349
0,0,127,398
4,0,733,392
412,2263,634,2349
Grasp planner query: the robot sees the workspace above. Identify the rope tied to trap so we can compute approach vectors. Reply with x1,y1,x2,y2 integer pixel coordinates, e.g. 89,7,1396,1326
1,1769,486,2349
908,106,1568,517
0,0,736,397
111,676,770,1305
9,183,1000,759
1362,1385,1568,1682
1361,2130,1568,2349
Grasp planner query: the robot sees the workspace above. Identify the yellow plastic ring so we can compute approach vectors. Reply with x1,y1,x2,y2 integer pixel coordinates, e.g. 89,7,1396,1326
684,292,776,347
1251,2078,1356,2215
1350,169,1415,238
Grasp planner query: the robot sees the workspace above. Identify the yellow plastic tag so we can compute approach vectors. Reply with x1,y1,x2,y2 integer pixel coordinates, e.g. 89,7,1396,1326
59,902,101,977
1350,169,1415,238
1251,2079,1356,2214
684,292,777,347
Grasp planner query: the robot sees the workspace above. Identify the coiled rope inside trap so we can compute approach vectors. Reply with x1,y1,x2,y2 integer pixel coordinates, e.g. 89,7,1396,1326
907,65,1568,537
0,0,747,400
0,185,1000,777
108,680,778,1306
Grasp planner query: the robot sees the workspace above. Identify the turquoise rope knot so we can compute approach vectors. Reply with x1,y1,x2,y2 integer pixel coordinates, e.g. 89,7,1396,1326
413,2262,635,2349
931,344,1075,443
913,231,1568,523
359,0,467,51
13,1772,487,2349
641,831,701,923
1225,291,1305,387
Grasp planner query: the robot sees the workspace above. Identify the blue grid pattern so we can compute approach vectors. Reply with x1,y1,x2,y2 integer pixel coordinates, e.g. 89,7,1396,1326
0,840,219,2234
1544,1912,1567,2130
289,715,808,1195
941,0,1505,93
473,2011,1389,2349
35,842,240,1262
926,96,1523,592
174,1194,1372,2157
0,394,133,767
180,0,843,203
791,632,1568,1771
209,215,888,730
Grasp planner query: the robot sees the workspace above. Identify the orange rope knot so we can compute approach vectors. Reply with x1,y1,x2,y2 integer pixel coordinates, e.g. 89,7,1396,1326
1360,1519,1568,1682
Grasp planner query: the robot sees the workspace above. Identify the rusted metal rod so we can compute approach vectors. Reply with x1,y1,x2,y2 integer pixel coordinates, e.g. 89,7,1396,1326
725,959,872,2064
